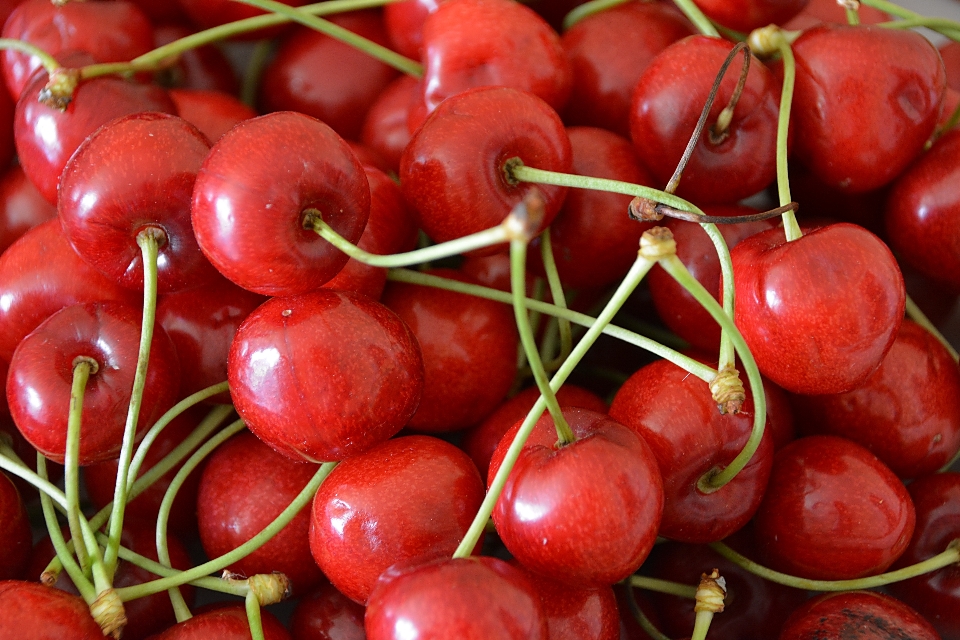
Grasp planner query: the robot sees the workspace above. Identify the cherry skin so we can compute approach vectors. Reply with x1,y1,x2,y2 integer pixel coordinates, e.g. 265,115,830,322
400,85,571,253
0,165,56,255
778,591,939,640
168,88,257,143
887,472,960,640
309,435,485,604
360,74,420,173
608,357,775,543
0,73,12,171
419,0,572,115
177,0,305,37
148,604,291,640
365,556,548,640
692,0,808,33
290,581,366,640
629,36,781,205
785,0,889,29
0,580,104,639
197,431,325,596
731,223,905,395
560,1,694,136
490,407,664,587
383,0,445,60
192,111,370,297
943,40,960,92
753,435,915,580
790,24,946,193
513,562,620,640
0,472,30,580
228,290,424,463
7,301,180,465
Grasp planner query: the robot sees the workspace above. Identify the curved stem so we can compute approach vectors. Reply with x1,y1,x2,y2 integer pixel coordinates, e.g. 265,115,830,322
774,32,801,242
538,231,572,369
65,359,96,573
625,581,671,640
245,591,266,640
627,575,698,599
562,0,631,30
0,445,69,509
670,0,720,37
453,253,656,558
0,38,61,74
709,539,960,591
701,223,736,372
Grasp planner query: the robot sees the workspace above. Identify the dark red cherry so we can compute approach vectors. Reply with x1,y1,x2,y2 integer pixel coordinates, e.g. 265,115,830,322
629,36,781,204
365,556,548,640
177,0,305,36
0,70,12,171
0,165,56,255
192,111,370,297
149,604,291,640
560,1,694,137
731,223,905,395
290,581,366,640
310,435,485,604
753,435,915,580
169,88,257,143
360,74,419,173
419,0,572,115
228,290,424,462
0,580,104,639
0,472,30,580
692,0,808,33
59,112,217,293
779,591,939,640
153,23,239,95
790,24,946,193
513,562,620,640
400,85,571,252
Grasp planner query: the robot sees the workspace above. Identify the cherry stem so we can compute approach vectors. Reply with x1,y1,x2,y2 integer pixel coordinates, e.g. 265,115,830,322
659,253,767,490
453,250,657,558
845,1,861,25
0,38,61,75
670,0,720,37
691,569,726,640
627,575,698,599
624,582,672,640
538,231,573,373
307,208,513,267
388,268,718,382
862,0,960,40
232,0,424,77
0,444,69,509
709,539,960,591
880,16,960,39
103,228,162,580
66,357,98,575
245,591,266,640
561,0,631,30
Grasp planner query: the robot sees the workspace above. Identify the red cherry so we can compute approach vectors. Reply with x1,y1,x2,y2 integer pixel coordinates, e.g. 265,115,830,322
168,88,257,143
290,581,366,640
383,0,445,60
0,580,104,638
148,604,291,640
191,111,370,297
310,435,485,604
400,85,571,252
943,40,960,92
419,0,572,115
0,165,56,255
0,70,12,170
228,290,424,462
360,74,419,173
753,435,915,580
365,556,548,640
731,223,905,395
784,0,889,29
779,591,939,640
790,24,946,193
513,562,620,640
0,472,30,580
153,24,239,95
177,0,305,36
692,0,808,33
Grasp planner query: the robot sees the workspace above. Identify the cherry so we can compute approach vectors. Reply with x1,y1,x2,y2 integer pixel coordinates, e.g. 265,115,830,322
608,357,774,543
753,435,915,580
513,562,620,640
365,556,548,640
152,24,239,95
400,85,571,253
0,471,30,580
692,0,808,33
730,223,905,395
0,580,104,639
887,472,960,640
790,23,946,193
290,581,366,640
168,88,257,143
360,74,418,173
943,40,960,92
191,111,370,297
560,1,694,137
309,435,485,604
383,0,444,60
0,165,56,255
148,604,291,639
785,0,889,29
177,0,305,36
779,591,940,640
419,0,572,116
629,35,781,204
228,290,423,462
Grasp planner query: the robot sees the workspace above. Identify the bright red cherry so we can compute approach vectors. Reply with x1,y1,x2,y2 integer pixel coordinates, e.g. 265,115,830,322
785,0,888,29
384,0,445,60
0,580,104,639
779,591,939,640
514,562,620,640
360,74,419,173
692,0,808,33
169,88,257,143
148,604,291,640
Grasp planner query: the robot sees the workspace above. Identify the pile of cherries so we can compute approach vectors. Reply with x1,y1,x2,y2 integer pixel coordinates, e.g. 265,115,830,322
0,0,959,638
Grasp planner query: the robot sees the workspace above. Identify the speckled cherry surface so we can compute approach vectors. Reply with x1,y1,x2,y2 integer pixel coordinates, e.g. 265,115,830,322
310,435,485,604
0,580,104,639
754,435,915,580
778,591,939,640
228,290,423,462
731,223,905,395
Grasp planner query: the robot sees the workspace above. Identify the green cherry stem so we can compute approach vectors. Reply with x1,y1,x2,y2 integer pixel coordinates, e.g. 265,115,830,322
453,250,657,558
709,539,960,591
232,0,424,77
561,0,631,30
246,591,266,640
103,228,162,580
0,38,61,74
846,6,861,25
670,0,720,37
0,443,69,509
65,357,98,574
627,575,698,599
879,16,960,39
861,0,960,40
538,231,573,369
625,581,672,640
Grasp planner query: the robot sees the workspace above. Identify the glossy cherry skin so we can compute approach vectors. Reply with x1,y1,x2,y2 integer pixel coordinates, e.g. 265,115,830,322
0,219,139,362
153,24,239,95
0,472,30,580
560,1,693,137
630,36,780,205
228,290,424,463
491,408,664,586
168,88,257,143
149,605,291,640
886,128,960,290
791,24,946,193
360,74,419,173
380,268,517,431
692,0,808,33
795,320,960,479
0,165,56,254
192,111,370,297
731,223,905,395
310,435,485,604
197,431,324,596
1,0,154,100
419,0,571,116
365,556,548,640
0,580,104,639
384,0,446,60
753,435,915,580
260,12,399,141
59,112,217,293
888,472,960,640
7,301,180,465
514,562,619,640
609,358,775,543
779,591,939,640
290,581,366,640
400,86,571,253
